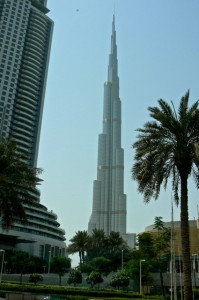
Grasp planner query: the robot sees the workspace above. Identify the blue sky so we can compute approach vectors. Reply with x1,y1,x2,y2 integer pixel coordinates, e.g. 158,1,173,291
38,0,199,265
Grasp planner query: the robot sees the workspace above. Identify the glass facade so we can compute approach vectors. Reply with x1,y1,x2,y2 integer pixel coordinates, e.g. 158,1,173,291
0,0,66,258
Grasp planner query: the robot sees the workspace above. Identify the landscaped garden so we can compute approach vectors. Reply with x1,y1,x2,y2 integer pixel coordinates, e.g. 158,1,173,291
0,282,169,300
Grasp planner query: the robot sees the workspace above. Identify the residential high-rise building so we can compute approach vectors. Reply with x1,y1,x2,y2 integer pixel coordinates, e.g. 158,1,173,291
0,0,51,167
88,16,136,247
0,0,66,258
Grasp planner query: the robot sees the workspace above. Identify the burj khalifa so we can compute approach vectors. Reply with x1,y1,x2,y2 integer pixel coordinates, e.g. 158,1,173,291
88,16,127,237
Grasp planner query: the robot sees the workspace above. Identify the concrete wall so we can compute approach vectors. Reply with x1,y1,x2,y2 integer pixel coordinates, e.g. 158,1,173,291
1,273,135,290
6,294,47,300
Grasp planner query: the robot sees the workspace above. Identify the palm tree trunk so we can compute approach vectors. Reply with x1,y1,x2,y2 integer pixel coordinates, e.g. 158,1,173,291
79,251,82,269
82,251,85,264
180,175,192,300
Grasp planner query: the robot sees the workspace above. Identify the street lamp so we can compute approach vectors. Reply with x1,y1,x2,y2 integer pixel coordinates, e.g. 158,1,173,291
140,259,145,295
0,250,5,283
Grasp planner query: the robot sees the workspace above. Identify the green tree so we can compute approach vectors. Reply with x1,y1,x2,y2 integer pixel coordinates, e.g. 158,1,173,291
132,91,199,300
105,231,128,270
86,230,130,272
127,220,170,295
29,273,43,285
126,234,154,290
84,256,112,275
10,251,29,284
27,255,45,274
67,230,90,269
50,256,71,285
0,138,41,228
126,256,153,291
87,229,106,260
137,232,155,259
86,271,103,288
67,269,82,287
152,217,171,297
154,216,165,231
110,271,130,290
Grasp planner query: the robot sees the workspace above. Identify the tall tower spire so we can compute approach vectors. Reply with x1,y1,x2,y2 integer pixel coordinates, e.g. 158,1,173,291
88,16,127,236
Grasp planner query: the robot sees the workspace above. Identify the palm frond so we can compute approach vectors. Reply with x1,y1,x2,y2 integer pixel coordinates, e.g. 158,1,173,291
132,91,199,204
192,167,199,189
178,90,189,123
172,167,179,206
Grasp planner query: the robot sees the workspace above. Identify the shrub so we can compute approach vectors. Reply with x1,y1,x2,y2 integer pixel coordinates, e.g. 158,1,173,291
67,269,82,287
110,271,130,290
29,273,43,285
86,271,103,288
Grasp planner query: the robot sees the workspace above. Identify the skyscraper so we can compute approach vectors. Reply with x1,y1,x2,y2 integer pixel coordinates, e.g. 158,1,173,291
0,0,52,167
0,0,66,258
88,16,128,237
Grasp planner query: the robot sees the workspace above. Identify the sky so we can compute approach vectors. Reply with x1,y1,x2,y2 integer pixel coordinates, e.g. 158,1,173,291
38,0,199,265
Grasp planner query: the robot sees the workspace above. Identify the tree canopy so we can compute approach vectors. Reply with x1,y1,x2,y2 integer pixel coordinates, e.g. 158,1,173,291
132,91,199,300
67,230,90,269
0,138,42,228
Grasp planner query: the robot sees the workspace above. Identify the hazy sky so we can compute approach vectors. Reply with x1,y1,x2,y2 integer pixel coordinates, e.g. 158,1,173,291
38,0,199,265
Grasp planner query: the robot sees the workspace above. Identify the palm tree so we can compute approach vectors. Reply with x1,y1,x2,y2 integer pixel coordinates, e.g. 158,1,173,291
87,228,106,259
105,231,128,271
106,231,126,256
91,228,106,248
67,230,90,269
0,138,42,229
132,91,199,300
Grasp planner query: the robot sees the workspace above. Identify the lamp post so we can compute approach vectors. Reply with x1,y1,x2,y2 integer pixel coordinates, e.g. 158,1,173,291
48,250,51,274
0,250,5,283
140,259,145,295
